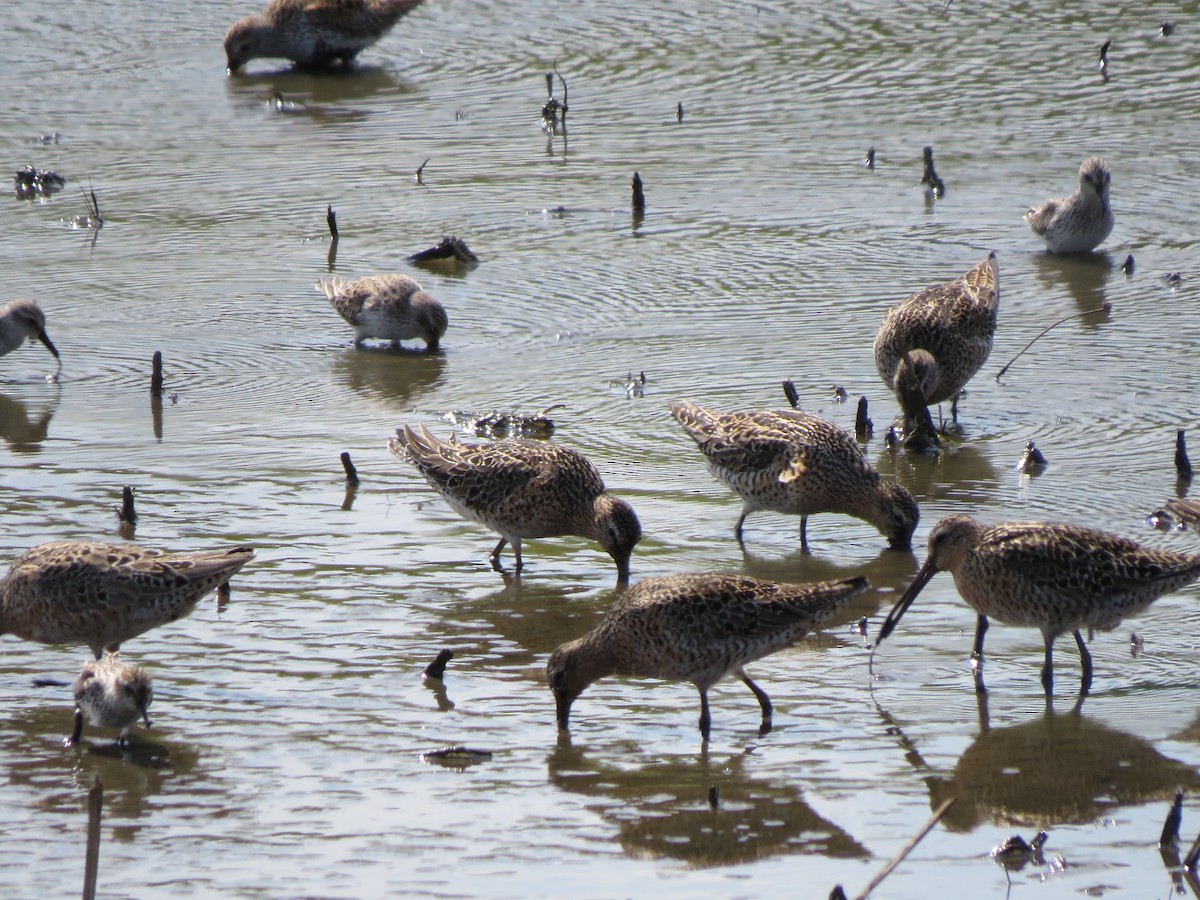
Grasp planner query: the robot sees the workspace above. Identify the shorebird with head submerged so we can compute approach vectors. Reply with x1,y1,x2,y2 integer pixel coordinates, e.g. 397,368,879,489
225,0,426,71
0,299,61,376
1025,157,1114,254
875,514,1200,696
66,653,153,748
548,573,869,739
669,400,918,552
389,425,642,582
873,253,999,430
0,542,255,659
319,274,447,352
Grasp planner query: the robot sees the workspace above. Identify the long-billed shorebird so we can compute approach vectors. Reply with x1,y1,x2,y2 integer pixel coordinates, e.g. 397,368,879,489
0,299,60,373
876,514,1200,695
1025,157,1114,254
0,542,255,659
669,400,918,551
873,253,999,429
389,425,642,581
547,572,869,738
66,653,153,748
319,274,447,352
225,0,426,71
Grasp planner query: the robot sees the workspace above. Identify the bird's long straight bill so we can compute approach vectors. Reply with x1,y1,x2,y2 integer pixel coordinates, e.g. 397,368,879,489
876,560,939,645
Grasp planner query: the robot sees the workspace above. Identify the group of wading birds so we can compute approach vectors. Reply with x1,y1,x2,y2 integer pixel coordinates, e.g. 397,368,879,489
3,0,1199,754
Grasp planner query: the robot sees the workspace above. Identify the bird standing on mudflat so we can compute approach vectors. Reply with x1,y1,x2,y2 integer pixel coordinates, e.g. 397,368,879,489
873,253,999,429
389,425,642,581
669,400,918,551
225,0,426,72
547,572,869,739
1025,157,1114,254
875,514,1200,696
0,542,255,659
66,653,153,748
319,274,447,351
0,299,60,373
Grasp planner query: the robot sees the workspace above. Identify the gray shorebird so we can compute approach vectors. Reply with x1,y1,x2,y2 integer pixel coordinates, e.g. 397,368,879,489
547,573,869,738
224,0,426,71
873,253,999,428
669,400,918,551
319,274,447,351
876,514,1200,696
0,542,255,659
1025,157,1114,254
0,299,60,370
66,654,153,748
389,425,642,581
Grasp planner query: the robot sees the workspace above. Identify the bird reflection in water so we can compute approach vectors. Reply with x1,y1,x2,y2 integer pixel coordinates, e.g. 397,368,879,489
0,389,57,453
547,737,867,867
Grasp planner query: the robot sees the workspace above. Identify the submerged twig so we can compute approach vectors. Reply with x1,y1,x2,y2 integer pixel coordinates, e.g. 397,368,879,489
82,776,103,900
995,304,1110,380
853,798,954,899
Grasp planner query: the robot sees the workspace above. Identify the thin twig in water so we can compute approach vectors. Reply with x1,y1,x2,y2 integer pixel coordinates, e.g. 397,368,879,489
995,304,1110,380
83,776,103,900
853,798,954,899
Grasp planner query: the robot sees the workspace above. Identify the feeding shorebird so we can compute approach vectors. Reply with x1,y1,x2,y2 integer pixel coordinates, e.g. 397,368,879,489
873,253,999,430
225,0,426,71
389,425,642,581
0,299,61,376
0,542,255,659
66,654,153,748
319,274,447,351
1025,157,1114,254
669,400,918,551
547,572,869,738
875,514,1200,696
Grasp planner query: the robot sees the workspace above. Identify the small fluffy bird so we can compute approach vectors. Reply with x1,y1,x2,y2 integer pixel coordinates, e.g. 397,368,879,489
66,654,153,747
1025,157,1114,254
320,274,447,351
0,299,60,370
225,0,426,72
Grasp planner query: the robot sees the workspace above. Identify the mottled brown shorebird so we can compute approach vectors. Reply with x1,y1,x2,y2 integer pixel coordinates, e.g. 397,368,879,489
66,653,153,748
876,514,1200,695
225,0,426,71
873,253,999,427
547,573,869,738
389,425,642,581
0,299,60,369
0,542,255,659
1025,157,1114,254
669,400,918,551
319,274,447,352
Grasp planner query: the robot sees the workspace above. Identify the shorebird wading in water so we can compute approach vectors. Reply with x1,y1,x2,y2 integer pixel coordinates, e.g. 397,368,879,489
875,514,1200,696
0,299,61,377
66,654,153,748
319,274,447,351
1025,157,1114,254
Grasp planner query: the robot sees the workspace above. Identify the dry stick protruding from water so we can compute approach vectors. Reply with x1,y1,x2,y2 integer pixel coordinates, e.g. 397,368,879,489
676,102,684,122
82,776,102,900
1161,790,1184,847
326,204,338,240
422,649,453,680
150,351,163,396
116,486,137,527
782,379,800,409
415,158,429,184
1177,431,1194,480
340,451,360,486
848,797,954,900
1184,824,1200,871
632,172,645,214
855,396,873,441
994,304,1111,380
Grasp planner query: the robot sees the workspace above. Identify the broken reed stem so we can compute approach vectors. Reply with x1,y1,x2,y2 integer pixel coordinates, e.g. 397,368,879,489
150,351,163,396
1177,430,1193,479
854,798,954,900
782,379,800,409
553,59,568,125
632,172,645,213
118,486,137,526
82,776,103,900
995,304,1110,379
340,452,360,486
1161,790,1184,847
326,204,338,241
422,648,454,680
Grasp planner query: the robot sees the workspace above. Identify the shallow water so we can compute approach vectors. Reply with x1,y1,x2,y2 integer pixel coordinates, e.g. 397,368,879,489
2,0,1200,897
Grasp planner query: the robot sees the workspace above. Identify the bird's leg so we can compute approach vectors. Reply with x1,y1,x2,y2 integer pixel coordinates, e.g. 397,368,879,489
736,667,773,736
735,510,749,546
971,614,989,693
950,392,961,423
488,537,508,571
1041,635,1056,696
64,708,84,747
697,689,712,741
799,516,810,554
1074,630,1093,697
512,539,524,573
